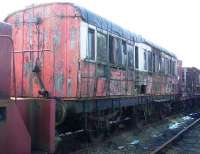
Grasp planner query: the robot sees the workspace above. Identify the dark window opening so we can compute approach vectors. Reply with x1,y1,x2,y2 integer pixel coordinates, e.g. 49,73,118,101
148,51,152,72
109,36,114,64
0,107,6,122
97,32,107,63
87,29,95,60
152,53,155,72
135,46,139,69
141,85,146,94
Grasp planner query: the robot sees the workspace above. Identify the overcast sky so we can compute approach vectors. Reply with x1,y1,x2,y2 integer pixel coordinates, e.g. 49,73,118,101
1,0,199,68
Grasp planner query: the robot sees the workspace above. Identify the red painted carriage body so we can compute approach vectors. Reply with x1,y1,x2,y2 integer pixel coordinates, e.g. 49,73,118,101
0,22,12,98
5,3,136,98
6,3,81,98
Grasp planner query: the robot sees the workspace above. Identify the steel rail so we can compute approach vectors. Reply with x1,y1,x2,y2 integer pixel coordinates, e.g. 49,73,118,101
151,117,200,154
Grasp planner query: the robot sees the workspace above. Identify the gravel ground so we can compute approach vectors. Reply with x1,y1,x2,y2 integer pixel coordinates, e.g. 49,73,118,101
72,113,197,154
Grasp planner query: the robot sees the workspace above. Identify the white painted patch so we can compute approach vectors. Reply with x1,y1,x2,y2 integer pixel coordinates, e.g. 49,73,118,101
80,21,88,59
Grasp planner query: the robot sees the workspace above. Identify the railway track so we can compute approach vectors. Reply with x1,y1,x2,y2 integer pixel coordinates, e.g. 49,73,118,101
56,112,200,154
151,116,200,154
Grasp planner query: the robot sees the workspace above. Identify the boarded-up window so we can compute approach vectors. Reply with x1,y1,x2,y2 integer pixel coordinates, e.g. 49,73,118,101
97,32,107,62
70,28,77,49
135,46,139,69
127,44,134,68
87,29,95,60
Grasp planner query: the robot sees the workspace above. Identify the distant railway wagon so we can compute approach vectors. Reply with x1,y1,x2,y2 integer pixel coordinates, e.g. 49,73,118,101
181,67,200,95
1,2,199,154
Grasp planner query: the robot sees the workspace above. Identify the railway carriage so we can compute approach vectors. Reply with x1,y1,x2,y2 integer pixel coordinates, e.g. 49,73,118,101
1,2,183,153
5,2,179,98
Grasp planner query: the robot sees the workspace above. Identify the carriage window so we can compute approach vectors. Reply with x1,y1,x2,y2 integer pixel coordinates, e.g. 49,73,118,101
122,41,127,66
144,51,147,70
109,36,115,64
160,57,165,73
155,54,159,72
109,36,122,65
135,46,139,69
97,32,107,62
87,29,95,60
148,51,152,72
172,61,175,75
127,44,134,68
115,38,122,65
152,53,155,72
164,58,167,74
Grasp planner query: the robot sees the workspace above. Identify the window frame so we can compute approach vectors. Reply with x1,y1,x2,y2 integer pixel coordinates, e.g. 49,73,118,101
87,28,96,61
127,43,134,69
135,46,139,69
108,33,127,68
96,30,108,63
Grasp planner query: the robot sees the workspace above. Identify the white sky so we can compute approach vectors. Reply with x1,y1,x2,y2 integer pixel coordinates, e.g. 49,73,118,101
1,0,200,68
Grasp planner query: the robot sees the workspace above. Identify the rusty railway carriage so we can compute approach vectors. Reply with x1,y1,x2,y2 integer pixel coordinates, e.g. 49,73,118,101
5,2,179,98
0,2,188,154
181,67,200,95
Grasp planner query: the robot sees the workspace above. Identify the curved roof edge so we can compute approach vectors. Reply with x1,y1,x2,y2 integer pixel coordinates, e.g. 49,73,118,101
74,5,176,58
4,2,177,58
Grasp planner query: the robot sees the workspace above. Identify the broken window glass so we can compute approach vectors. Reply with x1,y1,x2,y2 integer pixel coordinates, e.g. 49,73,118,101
87,28,95,60
109,36,122,66
97,32,107,63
